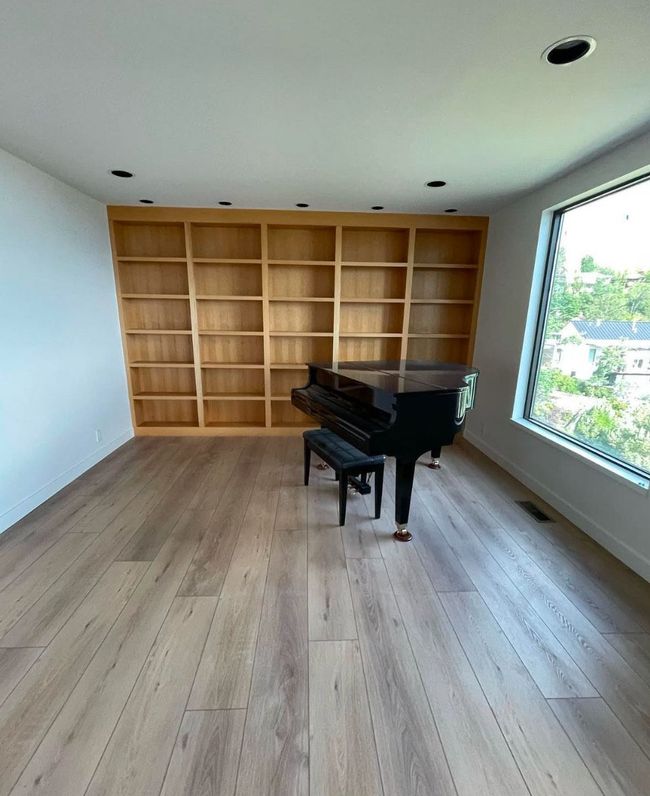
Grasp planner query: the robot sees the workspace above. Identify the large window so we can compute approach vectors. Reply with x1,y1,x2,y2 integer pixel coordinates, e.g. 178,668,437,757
526,175,650,478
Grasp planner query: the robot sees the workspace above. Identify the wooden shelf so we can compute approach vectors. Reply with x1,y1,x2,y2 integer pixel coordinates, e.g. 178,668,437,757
414,263,478,269
110,209,487,434
133,392,197,400
205,421,266,428
204,393,265,401
129,361,194,368
126,329,192,335
342,261,407,268
269,296,334,303
340,298,404,303
193,258,262,264
137,421,198,428
199,330,264,336
408,333,470,339
269,331,332,337
204,397,265,427
191,224,262,260
202,362,264,369
117,257,187,263
340,332,402,338
271,399,317,428
196,295,262,301
268,260,335,266
121,293,189,300
410,299,474,304
268,226,335,262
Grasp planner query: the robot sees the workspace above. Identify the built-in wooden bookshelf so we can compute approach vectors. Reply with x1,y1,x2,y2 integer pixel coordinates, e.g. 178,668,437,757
109,207,488,434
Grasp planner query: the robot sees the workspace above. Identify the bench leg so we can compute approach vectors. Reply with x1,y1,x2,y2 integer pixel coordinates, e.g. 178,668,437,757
374,465,384,519
303,440,311,486
338,472,348,526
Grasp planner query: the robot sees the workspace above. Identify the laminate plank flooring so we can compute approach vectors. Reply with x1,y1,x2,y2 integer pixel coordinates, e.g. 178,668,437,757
235,529,309,796
380,538,527,795
160,710,246,796
406,462,597,699
307,479,357,641
0,437,649,796
0,649,41,708
86,596,216,796
440,591,601,796
309,640,382,796
188,439,286,709
0,561,148,796
548,697,650,796
12,510,206,795
604,632,650,685
348,557,456,795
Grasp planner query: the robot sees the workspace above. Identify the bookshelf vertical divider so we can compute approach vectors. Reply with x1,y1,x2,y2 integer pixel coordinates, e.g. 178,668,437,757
400,227,416,362
261,223,272,427
332,225,342,363
467,225,489,365
185,221,205,426
108,207,488,435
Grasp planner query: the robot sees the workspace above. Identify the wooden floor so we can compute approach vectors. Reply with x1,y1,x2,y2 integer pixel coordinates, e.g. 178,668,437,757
1,437,649,795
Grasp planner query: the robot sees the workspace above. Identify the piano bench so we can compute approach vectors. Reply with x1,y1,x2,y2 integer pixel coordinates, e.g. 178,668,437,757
303,428,385,526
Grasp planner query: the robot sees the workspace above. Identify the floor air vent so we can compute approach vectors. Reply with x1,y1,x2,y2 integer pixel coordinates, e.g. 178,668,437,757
514,500,553,523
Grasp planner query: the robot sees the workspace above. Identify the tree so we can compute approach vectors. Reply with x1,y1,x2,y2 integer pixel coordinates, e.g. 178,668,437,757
580,255,597,272
591,346,625,385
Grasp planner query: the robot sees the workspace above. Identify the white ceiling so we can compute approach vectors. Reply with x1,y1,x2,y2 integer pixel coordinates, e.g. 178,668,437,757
1,0,649,214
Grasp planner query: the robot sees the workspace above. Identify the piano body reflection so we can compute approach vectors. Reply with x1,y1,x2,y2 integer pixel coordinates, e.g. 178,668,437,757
292,360,478,541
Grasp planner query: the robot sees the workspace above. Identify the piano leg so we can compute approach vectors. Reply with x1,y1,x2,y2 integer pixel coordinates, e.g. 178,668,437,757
393,458,416,542
428,445,442,470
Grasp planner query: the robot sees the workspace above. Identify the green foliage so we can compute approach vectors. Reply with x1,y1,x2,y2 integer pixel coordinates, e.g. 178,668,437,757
545,252,650,334
592,346,625,385
574,403,650,469
537,368,581,396
580,255,597,272
536,250,650,473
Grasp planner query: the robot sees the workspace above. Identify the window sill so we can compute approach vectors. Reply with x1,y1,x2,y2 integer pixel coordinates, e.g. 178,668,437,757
510,417,650,494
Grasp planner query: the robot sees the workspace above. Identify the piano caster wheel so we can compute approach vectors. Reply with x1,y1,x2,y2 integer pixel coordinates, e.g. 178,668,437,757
428,458,441,470
393,525,412,542
316,462,329,471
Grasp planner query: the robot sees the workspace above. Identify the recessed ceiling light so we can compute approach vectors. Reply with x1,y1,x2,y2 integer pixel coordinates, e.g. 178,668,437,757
426,180,447,188
218,201,232,206
543,36,596,66
110,169,134,178
295,203,309,208
139,199,154,204
444,208,458,213
371,206,384,210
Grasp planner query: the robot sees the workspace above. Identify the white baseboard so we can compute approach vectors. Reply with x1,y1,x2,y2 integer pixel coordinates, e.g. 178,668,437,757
0,429,134,533
464,430,650,583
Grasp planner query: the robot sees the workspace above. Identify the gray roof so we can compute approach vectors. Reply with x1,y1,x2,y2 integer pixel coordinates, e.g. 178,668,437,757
571,320,650,341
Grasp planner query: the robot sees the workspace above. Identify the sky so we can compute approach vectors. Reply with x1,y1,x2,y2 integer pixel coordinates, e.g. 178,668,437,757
561,176,650,279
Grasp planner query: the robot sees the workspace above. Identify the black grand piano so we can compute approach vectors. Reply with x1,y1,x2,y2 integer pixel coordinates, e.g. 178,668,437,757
292,360,478,541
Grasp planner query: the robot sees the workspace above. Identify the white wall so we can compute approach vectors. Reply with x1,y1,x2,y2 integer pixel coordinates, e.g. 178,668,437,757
467,128,650,581
0,148,132,532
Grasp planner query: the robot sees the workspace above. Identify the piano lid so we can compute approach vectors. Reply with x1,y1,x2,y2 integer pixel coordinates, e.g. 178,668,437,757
310,360,478,395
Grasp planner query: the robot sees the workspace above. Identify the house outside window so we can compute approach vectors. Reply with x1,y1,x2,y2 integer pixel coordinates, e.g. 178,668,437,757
526,176,650,477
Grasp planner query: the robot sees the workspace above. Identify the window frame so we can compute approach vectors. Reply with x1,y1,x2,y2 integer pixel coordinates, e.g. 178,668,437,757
524,172,650,482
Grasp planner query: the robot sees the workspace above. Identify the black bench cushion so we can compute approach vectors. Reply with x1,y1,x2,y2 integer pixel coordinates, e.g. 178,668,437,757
304,428,384,469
